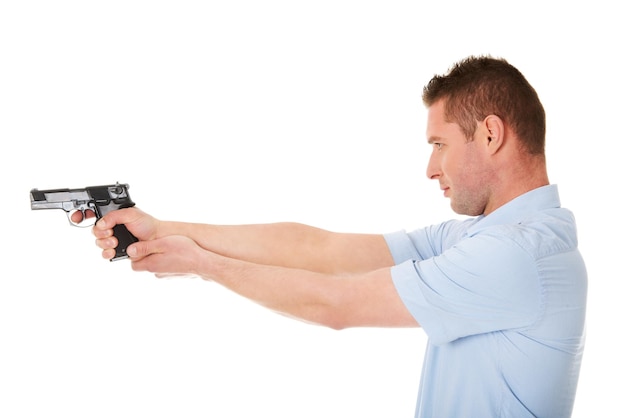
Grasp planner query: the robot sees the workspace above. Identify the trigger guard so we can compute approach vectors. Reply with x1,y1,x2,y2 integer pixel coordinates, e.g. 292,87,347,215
68,209,97,228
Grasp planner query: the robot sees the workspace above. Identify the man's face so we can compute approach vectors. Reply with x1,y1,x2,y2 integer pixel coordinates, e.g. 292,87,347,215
425,100,492,216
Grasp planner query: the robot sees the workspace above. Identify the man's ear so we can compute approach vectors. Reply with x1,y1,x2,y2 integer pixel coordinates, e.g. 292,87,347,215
482,114,505,155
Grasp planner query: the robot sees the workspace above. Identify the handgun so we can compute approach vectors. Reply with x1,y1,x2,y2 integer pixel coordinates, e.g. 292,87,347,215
30,183,139,261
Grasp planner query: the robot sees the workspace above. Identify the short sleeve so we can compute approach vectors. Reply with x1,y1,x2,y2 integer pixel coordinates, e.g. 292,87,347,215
391,231,542,345
383,230,422,264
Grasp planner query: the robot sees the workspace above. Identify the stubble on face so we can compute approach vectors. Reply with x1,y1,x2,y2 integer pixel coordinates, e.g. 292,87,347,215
447,140,493,217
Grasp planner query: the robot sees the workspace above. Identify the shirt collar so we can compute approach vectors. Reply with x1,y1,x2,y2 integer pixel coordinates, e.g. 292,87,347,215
466,184,561,235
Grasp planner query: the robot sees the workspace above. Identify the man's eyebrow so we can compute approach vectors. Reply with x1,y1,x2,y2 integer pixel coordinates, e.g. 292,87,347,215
427,136,444,144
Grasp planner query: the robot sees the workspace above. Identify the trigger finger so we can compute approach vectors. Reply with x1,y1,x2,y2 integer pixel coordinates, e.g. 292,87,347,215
70,210,84,224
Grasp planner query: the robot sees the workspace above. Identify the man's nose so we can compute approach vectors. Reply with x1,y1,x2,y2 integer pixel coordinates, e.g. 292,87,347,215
426,155,441,180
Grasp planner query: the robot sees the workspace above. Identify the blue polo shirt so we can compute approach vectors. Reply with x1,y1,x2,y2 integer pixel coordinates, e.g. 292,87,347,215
386,185,587,418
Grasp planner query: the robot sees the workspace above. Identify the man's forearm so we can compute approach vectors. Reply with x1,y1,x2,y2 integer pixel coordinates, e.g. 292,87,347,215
196,251,418,330
159,221,394,274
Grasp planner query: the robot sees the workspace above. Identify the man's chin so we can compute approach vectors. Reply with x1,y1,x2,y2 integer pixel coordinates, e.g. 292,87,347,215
450,200,484,217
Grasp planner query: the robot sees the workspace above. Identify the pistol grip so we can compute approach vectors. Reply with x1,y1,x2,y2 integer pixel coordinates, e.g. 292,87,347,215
111,224,139,261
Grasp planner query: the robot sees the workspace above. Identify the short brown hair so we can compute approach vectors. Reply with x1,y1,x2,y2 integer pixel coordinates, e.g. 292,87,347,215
422,56,546,155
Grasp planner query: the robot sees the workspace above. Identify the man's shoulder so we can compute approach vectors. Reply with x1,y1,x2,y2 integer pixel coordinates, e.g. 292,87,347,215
469,208,579,259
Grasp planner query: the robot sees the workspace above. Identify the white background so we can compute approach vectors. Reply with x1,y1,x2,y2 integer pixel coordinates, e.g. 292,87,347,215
1,1,622,417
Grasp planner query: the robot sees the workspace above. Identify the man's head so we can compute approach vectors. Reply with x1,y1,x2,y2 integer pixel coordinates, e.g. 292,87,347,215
423,55,545,155
424,56,549,216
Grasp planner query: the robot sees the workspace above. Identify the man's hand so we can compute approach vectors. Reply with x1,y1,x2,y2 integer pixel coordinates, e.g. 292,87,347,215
125,235,209,278
93,207,160,260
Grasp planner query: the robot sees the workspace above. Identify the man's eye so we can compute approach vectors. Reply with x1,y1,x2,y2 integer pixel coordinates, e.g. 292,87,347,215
434,143,443,150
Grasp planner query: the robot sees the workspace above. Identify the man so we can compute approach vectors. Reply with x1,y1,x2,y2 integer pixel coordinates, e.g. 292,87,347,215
89,56,587,417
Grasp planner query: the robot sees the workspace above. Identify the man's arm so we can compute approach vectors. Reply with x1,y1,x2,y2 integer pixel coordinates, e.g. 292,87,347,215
126,235,419,329
160,221,395,274
95,208,395,274
93,208,417,329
